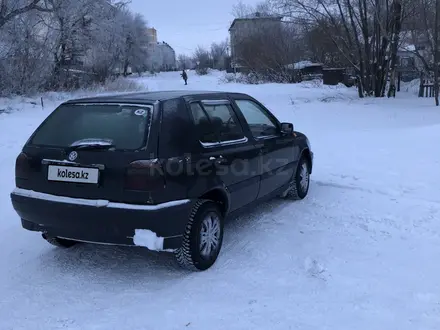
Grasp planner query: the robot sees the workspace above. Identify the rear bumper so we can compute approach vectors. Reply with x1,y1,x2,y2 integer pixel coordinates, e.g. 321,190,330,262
10,188,194,251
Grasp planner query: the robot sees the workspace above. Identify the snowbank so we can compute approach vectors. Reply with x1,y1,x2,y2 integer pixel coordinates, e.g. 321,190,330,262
0,70,439,330
0,77,146,114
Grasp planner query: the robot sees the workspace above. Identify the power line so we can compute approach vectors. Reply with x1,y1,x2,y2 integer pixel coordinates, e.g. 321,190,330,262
170,27,227,35
172,21,228,28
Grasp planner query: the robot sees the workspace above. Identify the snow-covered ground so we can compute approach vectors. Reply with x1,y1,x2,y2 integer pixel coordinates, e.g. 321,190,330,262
1,70,439,330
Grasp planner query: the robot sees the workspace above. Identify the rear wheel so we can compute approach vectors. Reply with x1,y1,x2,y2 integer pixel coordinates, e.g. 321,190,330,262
42,234,78,248
175,200,224,271
283,156,310,200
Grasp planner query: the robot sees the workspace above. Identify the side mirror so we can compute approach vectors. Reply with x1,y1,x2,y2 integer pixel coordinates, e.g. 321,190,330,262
280,122,294,135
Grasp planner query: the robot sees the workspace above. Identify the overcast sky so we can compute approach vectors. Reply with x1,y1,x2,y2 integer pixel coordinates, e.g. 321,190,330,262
129,0,258,56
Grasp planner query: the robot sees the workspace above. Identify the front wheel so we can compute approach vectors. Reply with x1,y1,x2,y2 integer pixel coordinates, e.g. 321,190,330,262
175,200,224,271
283,156,311,200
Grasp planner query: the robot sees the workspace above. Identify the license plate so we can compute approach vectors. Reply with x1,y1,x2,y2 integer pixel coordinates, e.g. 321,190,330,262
47,165,99,184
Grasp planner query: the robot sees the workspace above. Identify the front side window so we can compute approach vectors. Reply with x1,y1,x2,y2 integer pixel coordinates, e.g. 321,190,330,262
234,99,279,138
190,102,245,144
30,103,152,150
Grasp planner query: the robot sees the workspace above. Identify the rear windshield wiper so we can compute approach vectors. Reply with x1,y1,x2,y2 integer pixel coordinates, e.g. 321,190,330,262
69,139,115,150
72,144,115,150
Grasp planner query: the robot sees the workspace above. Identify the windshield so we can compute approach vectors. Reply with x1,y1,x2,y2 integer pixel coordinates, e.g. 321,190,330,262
30,103,153,150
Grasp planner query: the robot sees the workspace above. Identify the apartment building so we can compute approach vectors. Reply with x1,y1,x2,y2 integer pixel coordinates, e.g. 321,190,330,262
145,28,176,71
228,13,283,68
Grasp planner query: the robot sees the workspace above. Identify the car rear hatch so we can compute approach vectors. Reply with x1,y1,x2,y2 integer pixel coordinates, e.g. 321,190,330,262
15,102,163,204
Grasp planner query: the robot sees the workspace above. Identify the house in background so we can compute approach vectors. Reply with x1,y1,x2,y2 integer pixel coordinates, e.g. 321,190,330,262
396,31,431,82
397,29,437,69
145,28,176,72
285,61,324,82
228,13,283,70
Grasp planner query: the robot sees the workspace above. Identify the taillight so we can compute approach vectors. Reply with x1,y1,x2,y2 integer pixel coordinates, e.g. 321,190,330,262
124,159,166,191
15,152,31,179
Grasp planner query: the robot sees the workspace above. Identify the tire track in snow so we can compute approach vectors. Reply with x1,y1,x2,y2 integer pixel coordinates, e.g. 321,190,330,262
315,179,440,205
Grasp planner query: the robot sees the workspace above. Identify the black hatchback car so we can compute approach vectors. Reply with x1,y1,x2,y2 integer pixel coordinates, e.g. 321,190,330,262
10,90,313,271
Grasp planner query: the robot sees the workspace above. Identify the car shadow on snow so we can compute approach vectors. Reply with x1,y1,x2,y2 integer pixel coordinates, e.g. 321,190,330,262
34,181,326,280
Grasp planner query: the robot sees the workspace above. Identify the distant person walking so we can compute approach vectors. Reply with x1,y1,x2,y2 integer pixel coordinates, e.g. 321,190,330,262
181,70,188,85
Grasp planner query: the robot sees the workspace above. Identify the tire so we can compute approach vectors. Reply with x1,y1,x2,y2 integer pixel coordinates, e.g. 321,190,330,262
283,156,311,200
42,233,78,248
175,200,224,271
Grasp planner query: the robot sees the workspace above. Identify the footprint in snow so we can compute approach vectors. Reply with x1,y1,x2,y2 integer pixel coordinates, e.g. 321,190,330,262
304,257,326,278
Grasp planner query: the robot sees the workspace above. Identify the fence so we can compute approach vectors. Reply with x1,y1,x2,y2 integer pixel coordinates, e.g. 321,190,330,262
418,72,436,97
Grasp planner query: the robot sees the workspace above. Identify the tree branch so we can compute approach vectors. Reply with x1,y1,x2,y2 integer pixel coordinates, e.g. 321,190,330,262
0,0,52,28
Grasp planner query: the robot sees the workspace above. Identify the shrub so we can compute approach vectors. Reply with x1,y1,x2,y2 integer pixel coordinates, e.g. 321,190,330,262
196,67,209,75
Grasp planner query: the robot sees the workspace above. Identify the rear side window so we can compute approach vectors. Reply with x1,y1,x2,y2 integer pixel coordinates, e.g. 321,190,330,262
190,102,245,144
30,103,153,150
159,98,195,158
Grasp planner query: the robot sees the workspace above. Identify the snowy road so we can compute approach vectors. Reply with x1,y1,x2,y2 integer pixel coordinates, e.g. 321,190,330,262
0,71,439,330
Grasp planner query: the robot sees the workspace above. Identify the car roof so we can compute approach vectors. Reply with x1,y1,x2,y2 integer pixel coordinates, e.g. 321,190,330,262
63,90,251,105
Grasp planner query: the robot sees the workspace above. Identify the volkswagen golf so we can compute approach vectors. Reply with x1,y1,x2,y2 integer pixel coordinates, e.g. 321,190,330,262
10,91,313,271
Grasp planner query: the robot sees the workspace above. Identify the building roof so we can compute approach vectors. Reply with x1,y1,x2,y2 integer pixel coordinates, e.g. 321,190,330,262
285,61,324,70
229,16,283,31
399,43,416,52
64,90,237,104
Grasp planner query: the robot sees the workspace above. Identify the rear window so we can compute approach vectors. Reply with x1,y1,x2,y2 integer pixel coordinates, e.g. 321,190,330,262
30,103,153,150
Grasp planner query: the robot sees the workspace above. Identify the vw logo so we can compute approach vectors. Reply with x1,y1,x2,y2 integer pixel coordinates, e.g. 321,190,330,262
68,151,78,161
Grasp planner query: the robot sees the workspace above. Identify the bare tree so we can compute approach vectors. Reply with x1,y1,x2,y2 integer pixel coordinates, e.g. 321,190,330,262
387,0,403,98
82,3,149,79
193,46,211,75
0,0,52,28
300,18,349,67
401,1,433,72
210,40,229,70
0,0,149,95
43,0,100,88
177,54,193,70
233,22,300,82
403,0,440,105
272,0,412,97
120,11,149,76
82,3,127,81
0,8,53,95
231,0,275,18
